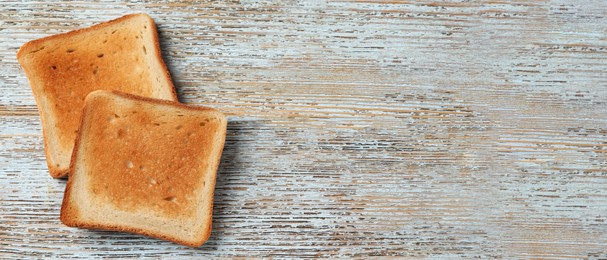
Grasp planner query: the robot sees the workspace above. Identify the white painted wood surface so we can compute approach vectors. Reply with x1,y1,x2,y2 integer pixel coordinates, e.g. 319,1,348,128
2,0,607,258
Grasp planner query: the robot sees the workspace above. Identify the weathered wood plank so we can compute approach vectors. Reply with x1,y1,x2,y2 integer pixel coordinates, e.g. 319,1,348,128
1,0,606,258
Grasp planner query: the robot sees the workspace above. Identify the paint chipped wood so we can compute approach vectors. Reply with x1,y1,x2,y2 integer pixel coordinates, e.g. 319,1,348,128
1,0,606,258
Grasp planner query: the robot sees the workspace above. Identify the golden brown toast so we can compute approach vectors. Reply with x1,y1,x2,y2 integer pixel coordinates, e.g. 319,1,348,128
17,13,178,178
60,90,226,247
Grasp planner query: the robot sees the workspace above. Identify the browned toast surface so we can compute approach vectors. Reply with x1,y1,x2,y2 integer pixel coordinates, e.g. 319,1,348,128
61,90,226,247
17,13,177,178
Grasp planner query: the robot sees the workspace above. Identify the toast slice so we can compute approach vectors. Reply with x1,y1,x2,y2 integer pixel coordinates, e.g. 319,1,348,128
60,90,226,247
17,13,178,178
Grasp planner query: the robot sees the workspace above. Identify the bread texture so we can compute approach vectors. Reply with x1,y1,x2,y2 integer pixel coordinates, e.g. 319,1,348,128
17,13,178,178
60,90,226,247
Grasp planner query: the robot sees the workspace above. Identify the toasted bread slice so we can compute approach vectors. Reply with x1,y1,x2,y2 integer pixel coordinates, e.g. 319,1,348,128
60,90,226,247
17,13,178,178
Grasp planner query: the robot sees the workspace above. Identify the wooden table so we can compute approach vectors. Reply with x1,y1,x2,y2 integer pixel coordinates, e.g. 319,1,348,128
2,1,606,258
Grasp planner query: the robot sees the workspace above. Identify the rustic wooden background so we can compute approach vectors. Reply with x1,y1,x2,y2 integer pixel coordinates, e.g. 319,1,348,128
2,0,607,258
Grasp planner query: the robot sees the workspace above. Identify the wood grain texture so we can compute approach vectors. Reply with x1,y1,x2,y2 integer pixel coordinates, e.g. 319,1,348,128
1,0,607,258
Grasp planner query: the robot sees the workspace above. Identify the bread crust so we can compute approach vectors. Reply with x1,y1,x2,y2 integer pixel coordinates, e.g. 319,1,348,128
61,90,226,247
17,13,178,178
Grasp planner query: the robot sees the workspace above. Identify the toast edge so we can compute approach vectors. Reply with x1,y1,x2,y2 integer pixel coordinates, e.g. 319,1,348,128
145,14,179,102
17,14,140,60
60,90,96,225
201,110,227,245
16,46,69,179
